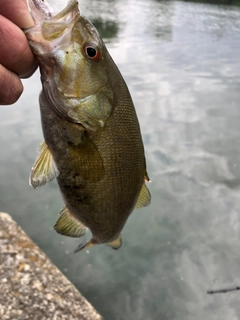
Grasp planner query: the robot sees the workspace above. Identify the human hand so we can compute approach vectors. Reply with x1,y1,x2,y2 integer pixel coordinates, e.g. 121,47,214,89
0,0,37,105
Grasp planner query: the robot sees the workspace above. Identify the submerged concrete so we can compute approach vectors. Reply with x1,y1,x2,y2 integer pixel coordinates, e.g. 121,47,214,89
0,212,103,320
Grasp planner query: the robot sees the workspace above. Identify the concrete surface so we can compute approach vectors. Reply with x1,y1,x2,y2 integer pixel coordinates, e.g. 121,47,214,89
0,212,103,320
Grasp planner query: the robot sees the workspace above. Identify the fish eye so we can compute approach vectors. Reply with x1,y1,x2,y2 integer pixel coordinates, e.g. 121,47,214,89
84,44,102,61
86,47,96,57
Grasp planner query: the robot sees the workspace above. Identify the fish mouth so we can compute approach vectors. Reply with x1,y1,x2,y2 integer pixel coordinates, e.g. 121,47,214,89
52,0,79,22
27,0,79,24
25,0,80,47
26,0,53,23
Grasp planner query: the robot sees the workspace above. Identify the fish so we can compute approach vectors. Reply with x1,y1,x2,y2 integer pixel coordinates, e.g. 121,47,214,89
25,0,151,253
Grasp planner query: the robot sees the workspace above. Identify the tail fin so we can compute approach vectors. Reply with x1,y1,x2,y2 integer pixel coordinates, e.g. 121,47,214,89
106,234,122,250
74,239,96,253
74,234,122,253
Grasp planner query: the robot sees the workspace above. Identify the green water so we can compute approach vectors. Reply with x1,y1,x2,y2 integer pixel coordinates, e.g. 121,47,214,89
1,0,240,319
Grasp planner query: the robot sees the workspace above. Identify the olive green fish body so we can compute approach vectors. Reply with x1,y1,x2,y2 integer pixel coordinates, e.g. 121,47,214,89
40,72,144,243
26,0,151,252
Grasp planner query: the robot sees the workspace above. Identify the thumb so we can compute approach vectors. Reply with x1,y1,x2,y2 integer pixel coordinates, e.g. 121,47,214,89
0,0,34,29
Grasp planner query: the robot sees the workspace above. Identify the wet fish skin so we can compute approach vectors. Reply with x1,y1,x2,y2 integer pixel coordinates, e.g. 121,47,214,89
25,0,151,252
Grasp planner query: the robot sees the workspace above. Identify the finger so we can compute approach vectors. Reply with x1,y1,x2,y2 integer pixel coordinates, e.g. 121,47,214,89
0,64,23,105
0,15,37,78
0,0,34,29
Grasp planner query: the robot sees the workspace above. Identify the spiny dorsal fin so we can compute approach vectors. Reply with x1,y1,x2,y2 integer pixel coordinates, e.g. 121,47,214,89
135,182,151,209
54,206,87,238
70,133,105,182
106,234,122,250
144,156,151,182
30,141,59,189
144,170,151,182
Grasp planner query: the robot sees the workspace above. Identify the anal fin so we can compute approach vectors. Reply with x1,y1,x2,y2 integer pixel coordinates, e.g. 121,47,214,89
135,182,151,209
54,206,87,238
30,141,59,189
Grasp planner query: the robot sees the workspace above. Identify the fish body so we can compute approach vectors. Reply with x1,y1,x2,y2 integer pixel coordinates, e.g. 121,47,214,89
25,0,151,252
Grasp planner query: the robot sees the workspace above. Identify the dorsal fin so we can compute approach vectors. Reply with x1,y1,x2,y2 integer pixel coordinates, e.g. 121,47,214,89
144,170,151,182
135,182,151,209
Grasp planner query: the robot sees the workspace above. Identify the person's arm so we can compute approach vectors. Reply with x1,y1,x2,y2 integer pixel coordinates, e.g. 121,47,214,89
0,0,37,105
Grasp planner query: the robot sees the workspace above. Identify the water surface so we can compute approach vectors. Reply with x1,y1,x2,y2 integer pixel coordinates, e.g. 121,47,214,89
1,0,240,319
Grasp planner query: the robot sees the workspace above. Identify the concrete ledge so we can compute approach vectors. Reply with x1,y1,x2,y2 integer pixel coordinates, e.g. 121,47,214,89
0,212,103,320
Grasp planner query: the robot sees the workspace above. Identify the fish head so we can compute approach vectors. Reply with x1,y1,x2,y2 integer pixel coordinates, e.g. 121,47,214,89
25,0,113,127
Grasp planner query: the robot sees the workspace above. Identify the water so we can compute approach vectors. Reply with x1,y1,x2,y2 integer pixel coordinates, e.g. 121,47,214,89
1,0,240,319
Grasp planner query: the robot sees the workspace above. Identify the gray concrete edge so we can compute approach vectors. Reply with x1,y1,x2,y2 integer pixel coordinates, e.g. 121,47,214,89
0,212,103,320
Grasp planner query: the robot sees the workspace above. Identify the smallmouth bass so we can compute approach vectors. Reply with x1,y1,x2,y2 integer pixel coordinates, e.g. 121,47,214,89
25,0,151,253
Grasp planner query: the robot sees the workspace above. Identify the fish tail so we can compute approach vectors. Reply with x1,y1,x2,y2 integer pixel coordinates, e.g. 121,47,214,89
74,238,96,253
74,234,122,253
106,234,122,250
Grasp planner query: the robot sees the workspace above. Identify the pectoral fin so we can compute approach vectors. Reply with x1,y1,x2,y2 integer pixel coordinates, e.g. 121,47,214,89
67,92,112,133
135,182,151,209
106,235,122,250
70,134,105,182
68,109,104,133
30,141,59,189
54,206,87,238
